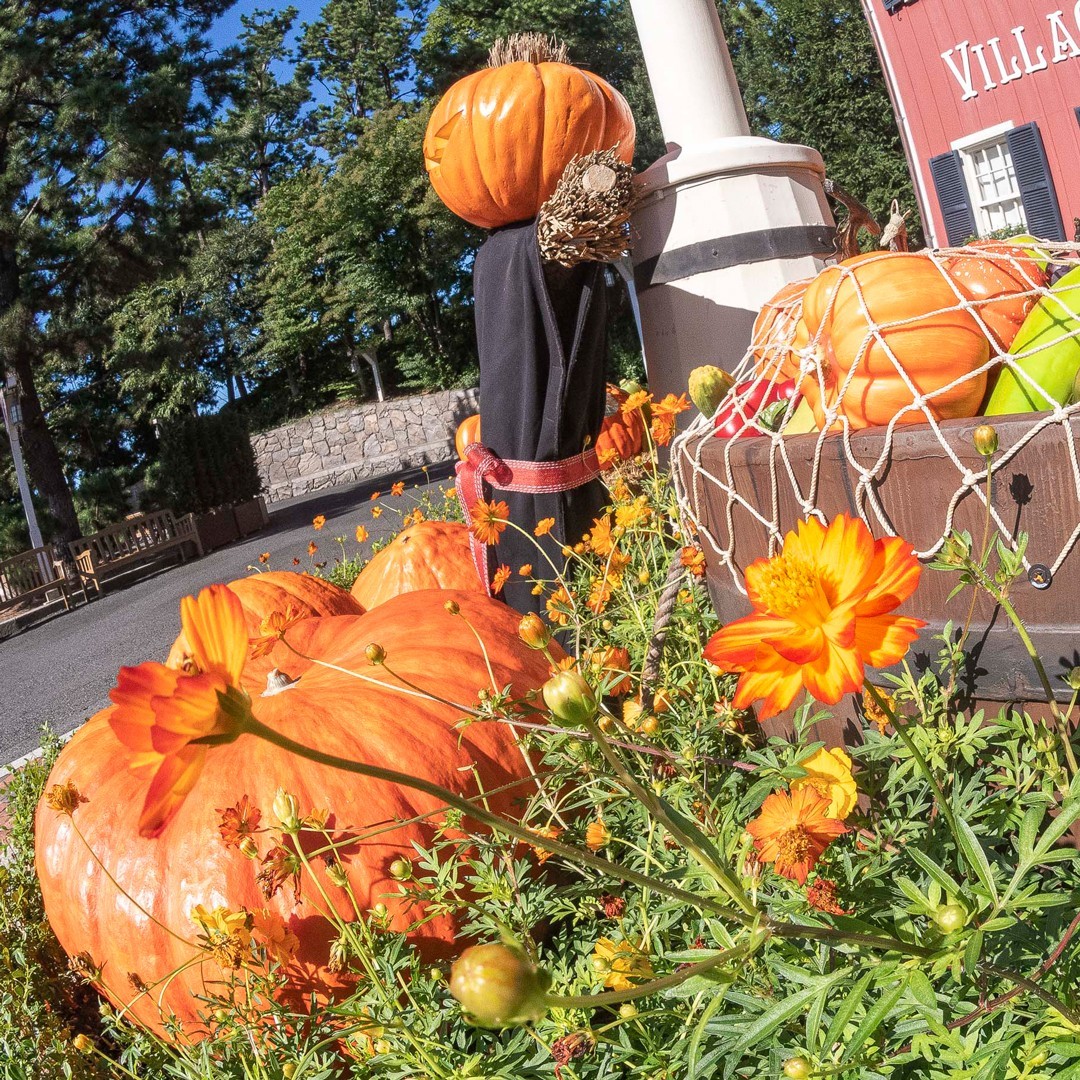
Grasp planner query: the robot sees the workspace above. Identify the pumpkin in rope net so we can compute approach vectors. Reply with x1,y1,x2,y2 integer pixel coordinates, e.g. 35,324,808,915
940,239,1048,352
350,520,483,609
595,383,646,470
423,34,635,229
799,251,990,430
455,414,481,461
752,278,812,381
35,589,556,1038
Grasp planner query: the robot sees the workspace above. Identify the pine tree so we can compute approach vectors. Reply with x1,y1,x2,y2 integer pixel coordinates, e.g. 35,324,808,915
0,0,233,543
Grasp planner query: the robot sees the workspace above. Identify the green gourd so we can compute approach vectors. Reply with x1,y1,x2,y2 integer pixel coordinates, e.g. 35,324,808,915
985,265,1080,414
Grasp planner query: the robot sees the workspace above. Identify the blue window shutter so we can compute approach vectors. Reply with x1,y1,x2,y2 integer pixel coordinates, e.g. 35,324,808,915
928,151,977,245
1006,122,1065,241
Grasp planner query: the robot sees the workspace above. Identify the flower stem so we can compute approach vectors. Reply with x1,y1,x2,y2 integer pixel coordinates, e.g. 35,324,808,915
235,715,756,929
546,940,756,1010
964,561,1079,779
863,683,966,858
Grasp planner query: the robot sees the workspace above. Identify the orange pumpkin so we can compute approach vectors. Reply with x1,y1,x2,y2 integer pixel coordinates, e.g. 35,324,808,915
167,570,363,683
455,414,481,461
799,252,990,430
752,278,812,380
36,589,554,1037
423,39,635,229
940,240,1048,352
350,520,483,609
595,384,646,470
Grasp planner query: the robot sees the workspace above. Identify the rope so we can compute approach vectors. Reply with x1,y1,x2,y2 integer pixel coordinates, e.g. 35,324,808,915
641,554,687,700
670,241,1080,594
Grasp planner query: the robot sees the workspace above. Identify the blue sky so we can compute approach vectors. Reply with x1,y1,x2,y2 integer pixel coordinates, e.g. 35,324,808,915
208,0,324,55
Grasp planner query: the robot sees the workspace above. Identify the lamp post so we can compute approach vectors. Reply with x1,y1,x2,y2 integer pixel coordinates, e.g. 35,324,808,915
628,0,835,401
1,373,44,550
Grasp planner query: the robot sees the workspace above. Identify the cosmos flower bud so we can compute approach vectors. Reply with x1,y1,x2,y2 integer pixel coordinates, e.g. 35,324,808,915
542,670,598,727
450,943,548,1027
518,612,551,650
273,788,300,832
365,643,386,665
972,424,999,457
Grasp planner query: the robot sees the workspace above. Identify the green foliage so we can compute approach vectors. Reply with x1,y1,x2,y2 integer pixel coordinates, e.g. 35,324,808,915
0,733,115,1079
74,468,133,535
144,412,262,515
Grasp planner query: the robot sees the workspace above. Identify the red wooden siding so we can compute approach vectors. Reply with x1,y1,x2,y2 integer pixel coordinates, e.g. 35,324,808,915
862,0,1080,244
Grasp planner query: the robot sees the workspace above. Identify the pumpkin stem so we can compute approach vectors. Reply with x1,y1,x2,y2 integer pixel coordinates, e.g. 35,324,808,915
488,33,569,68
263,668,300,696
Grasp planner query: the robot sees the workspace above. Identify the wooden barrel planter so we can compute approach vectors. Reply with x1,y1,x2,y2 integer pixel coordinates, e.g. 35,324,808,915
676,410,1080,745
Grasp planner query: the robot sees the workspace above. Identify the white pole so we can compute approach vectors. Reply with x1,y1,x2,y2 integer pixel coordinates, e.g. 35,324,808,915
2,380,44,551
629,0,750,145
627,0,835,402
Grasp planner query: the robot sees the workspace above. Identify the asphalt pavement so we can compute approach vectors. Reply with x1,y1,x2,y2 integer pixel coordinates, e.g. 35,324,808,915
0,463,454,768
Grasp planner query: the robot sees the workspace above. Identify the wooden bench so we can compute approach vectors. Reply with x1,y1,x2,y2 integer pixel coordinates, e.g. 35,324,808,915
68,510,203,596
0,545,72,613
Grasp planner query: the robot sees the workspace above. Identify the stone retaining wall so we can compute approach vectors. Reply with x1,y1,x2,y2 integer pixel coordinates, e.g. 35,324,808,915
252,387,479,503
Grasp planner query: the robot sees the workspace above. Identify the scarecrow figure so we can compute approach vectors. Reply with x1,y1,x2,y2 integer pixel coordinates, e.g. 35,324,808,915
423,34,638,614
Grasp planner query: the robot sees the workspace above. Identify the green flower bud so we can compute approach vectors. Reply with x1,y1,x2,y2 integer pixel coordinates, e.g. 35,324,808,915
449,943,548,1027
783,1057,812,1079
273,788,300,832
518,612,551,650
389,858,412,881
542,671,598,727
972,424,999,457
932,903,968,934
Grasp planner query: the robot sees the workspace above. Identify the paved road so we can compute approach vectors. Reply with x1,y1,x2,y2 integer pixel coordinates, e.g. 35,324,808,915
0,464,454,767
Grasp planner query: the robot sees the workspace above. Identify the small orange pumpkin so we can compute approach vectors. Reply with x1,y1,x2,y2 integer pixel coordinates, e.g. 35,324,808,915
800,252,989,430
753,278,812,380
595,384,646,470
455,414,481,461
168,570,363,682
350,520,483,609
423,36,635,229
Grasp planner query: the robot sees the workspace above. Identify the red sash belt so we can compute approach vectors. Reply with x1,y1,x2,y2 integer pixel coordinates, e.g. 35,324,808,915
455,443,601,595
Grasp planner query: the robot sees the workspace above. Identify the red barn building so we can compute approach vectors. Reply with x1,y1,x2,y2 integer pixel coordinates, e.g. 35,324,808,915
862,0,1080,245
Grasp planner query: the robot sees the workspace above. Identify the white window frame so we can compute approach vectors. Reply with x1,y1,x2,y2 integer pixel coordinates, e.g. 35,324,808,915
950,121,1026,236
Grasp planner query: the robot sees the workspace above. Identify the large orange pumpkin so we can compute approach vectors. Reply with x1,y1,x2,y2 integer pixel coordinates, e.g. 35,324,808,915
595,384,646,470
752,278,811,380
799,252,990,430
455,414,481,461
940,240,1048,352
167,570,363,683
36,589,554,1038
423,39,635,229
350,520,483,609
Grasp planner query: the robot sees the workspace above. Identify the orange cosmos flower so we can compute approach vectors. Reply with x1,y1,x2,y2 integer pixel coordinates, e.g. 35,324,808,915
518,563,533,577
650,392,691,446
251,909,300,966
546,585,574,626
391,481,405,496
312,514,326,530
250,604,305,660
746,786,848,885
471,499,510,545
307,541,318,556
491,564,511,595
258,552,270,564
355,525,369,543
534,517,555,537
587,514,615,557
680,546,706,577
703,514,924,720
109,585,251,838
217,795,262,848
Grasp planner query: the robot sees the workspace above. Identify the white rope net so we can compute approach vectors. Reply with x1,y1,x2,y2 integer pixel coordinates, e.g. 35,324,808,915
671,241,1080,596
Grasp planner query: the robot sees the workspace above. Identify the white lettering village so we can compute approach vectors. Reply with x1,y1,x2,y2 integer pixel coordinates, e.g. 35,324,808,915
941,6,1080,100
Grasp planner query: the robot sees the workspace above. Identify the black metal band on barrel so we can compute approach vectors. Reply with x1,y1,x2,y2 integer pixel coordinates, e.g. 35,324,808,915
634,224,836,290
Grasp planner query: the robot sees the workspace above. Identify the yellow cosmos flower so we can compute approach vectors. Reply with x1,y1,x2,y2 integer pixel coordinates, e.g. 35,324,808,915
591,937,653,991
790,747,858,820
